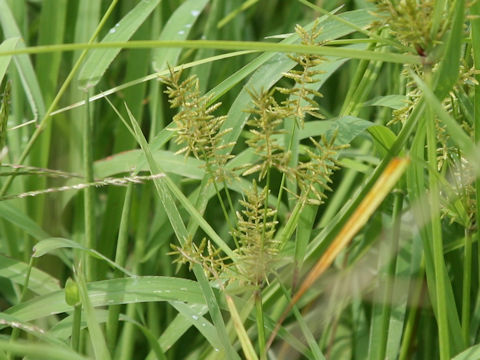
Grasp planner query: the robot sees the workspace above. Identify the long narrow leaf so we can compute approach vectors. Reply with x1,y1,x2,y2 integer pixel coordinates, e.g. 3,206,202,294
78,0,160,88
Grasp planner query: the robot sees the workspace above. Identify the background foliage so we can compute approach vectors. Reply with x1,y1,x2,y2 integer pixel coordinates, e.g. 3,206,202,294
0,0,479,359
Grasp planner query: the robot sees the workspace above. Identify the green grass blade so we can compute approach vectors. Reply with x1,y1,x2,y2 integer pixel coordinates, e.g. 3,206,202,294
0,37,18,82
35,0,67,102
152,0,208,71
433,0,465,99
78,0,160,88
0,0,46,120
0,40,422,66
6,276,206,322
170,301,222,352
279,283,325,360
76,270,111,360
472,0,480,349
155,309,207,355
52,50,255,116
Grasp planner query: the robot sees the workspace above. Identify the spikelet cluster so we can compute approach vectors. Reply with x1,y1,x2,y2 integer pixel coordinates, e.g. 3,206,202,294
242,89,290,180
170,237,229,279
160,67,234,182
170,183,281,286
291,135,346,206
372,0,445,53
277,21,325,127
168,21,347,289
440,154,476,229
232,181,279,286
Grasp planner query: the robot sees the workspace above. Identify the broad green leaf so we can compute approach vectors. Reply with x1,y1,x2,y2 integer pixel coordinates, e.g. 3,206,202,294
0,254,60,295
6,276,204,322
78,0,160,88
36,0,67,101
152,0,209,71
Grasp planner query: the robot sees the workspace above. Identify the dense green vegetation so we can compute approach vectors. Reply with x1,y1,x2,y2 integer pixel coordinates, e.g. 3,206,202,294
0,0,479,359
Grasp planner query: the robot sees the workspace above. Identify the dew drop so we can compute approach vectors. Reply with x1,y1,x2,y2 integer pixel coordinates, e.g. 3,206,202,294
178,30,185,35
192,315,199,320
185,24,192,28
191,10,200,16
109,28,116,34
